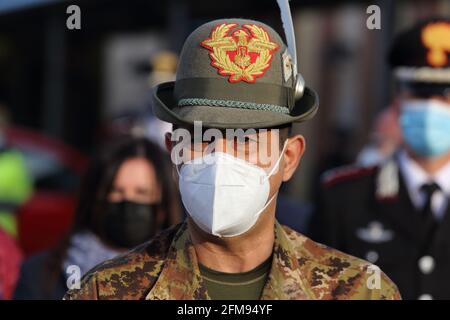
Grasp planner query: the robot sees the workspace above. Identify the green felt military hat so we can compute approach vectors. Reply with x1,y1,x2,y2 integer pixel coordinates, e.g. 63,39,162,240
152,18,319,129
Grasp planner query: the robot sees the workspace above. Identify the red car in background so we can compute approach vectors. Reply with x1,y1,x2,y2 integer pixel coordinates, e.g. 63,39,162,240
4,126,88,257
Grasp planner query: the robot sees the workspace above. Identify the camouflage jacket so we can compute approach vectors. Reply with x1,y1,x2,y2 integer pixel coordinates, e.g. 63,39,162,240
64,221,401,300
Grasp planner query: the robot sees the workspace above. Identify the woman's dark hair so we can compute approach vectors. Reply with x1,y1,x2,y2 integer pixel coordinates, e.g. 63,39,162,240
45,136,181,297
73,136,180,234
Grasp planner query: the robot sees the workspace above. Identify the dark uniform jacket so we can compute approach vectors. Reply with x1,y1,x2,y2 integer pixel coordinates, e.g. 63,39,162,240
311,153,450,300
14,250,67,300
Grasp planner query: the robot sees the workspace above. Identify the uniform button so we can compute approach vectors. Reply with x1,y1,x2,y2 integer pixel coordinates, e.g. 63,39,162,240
418,294,433,300
366,251,379,263
418,255,435,274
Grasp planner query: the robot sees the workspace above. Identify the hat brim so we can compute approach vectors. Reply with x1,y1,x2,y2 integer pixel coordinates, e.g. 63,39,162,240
152,81,319,129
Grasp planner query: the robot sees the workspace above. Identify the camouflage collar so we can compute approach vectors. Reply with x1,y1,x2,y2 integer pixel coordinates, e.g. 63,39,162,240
145,221,315,300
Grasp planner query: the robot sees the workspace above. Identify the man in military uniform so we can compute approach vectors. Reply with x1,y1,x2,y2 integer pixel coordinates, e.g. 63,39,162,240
311,18,450,300
64,18,399,300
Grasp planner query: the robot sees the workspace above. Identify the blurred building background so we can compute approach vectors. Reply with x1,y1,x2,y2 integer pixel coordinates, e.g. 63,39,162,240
0,0,449,255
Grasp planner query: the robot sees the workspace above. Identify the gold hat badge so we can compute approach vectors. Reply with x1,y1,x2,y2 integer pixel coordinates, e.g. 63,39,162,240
421,22,450,67
201,23,279,83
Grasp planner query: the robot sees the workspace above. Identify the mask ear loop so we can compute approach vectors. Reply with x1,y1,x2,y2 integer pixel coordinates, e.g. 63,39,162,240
260,190,279,215
258,139,288,209
261,139,289,184
174,151,183,179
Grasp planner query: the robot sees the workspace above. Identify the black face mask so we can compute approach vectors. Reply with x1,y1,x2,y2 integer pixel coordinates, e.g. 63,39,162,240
99,200,159,249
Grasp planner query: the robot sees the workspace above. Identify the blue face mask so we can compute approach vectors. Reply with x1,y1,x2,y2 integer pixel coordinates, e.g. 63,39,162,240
400,100,450,158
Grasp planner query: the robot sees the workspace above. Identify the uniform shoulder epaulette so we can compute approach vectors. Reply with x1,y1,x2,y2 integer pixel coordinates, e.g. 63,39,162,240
321,164,377,187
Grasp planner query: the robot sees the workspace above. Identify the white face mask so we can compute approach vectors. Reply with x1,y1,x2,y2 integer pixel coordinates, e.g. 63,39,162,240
177,142,287,238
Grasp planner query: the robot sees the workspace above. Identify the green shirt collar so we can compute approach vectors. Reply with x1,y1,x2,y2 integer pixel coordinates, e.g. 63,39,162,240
145,221,315,300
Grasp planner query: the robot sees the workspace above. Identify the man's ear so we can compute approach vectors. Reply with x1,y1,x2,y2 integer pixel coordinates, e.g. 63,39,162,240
281,134,305,182
165,132,173,153
165,132,179,182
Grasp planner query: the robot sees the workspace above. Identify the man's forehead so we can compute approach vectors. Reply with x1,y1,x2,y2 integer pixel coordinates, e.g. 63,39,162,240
173,125,280,136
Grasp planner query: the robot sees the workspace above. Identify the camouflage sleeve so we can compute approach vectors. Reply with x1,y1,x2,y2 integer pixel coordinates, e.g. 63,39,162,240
361,265,402,300
63,271,99,300
373,270,402,300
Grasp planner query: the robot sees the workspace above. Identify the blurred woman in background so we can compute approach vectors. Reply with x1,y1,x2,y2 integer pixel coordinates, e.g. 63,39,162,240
13,136,182,299
0,228,22,299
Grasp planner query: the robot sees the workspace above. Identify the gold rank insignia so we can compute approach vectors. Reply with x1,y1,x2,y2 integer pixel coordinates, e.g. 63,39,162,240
421,22,450,67
201,23,279,83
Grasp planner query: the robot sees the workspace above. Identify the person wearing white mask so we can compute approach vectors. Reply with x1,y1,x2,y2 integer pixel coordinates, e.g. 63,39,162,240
65,17,399,300
312,17,450,300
